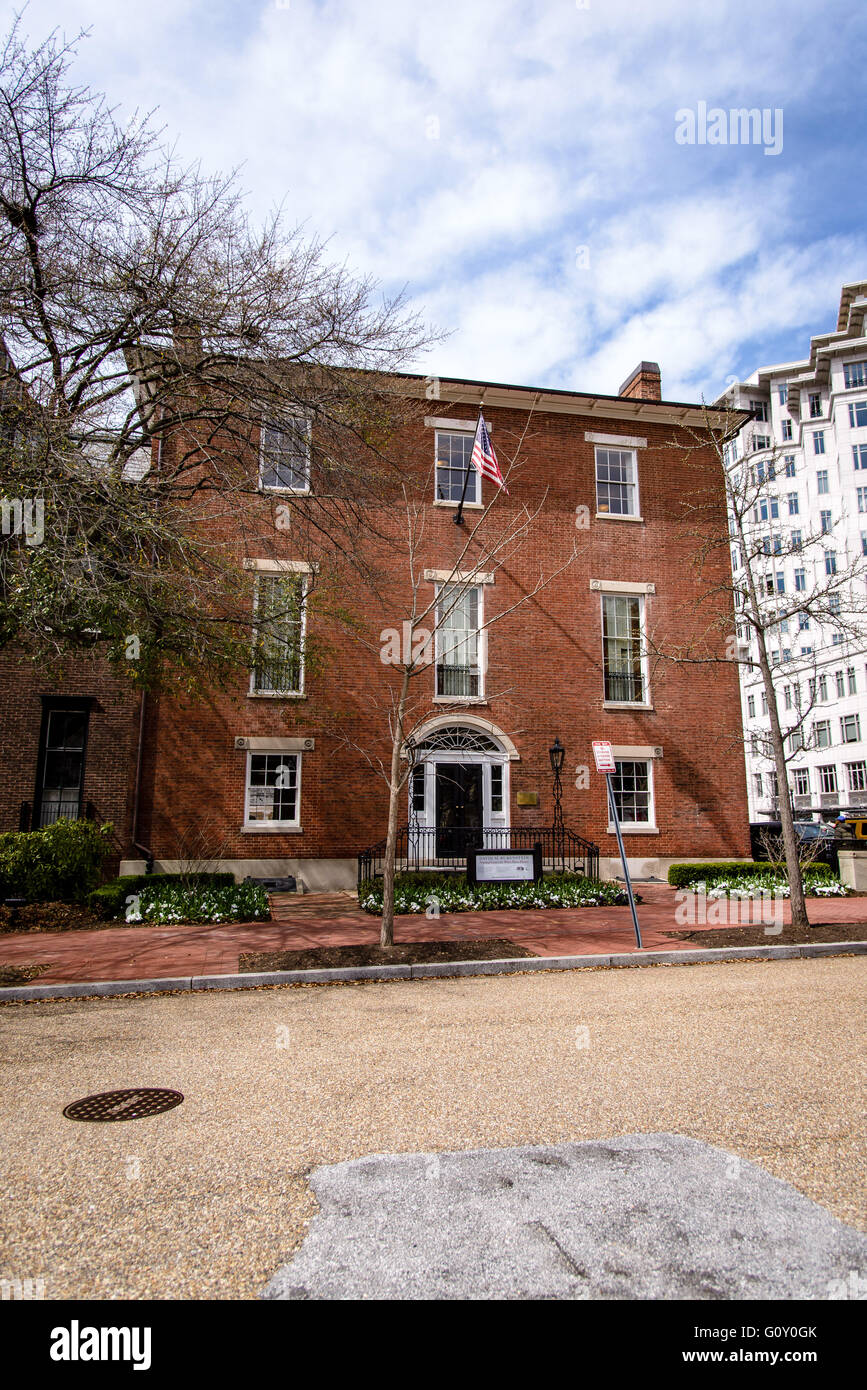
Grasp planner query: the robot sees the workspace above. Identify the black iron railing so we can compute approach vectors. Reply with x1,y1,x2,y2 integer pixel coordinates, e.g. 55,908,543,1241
358,825,600,887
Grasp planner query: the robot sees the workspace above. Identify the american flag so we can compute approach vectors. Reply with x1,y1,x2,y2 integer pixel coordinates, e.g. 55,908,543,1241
470,414,508,492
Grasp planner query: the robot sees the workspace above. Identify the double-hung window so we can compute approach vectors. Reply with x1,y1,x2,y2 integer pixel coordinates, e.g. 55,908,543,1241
841,714,861,744
602,594,646,703
815,721,832,749
813,431,825,454
781,419,792,440
259,417,311,492
610,760,654,828
435,583,482,698
595,448,639,516
435,431,478,504
245,753,300,827
251,573,306,695
844,361,867,389
35,703,90,827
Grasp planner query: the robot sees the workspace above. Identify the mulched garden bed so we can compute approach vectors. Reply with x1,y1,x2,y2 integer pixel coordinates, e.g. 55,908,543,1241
239,938,538,971
665,923,867,947
0,902,106,935
0,962,52,986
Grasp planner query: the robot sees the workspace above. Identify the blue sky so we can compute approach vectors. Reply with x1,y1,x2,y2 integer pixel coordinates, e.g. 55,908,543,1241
5,0,867,400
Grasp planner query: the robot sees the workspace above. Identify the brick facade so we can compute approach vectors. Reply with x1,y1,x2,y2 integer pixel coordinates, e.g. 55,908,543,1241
0,371,751,886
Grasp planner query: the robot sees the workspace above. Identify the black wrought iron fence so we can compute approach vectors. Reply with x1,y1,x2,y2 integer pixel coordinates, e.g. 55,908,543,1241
358,824,600,887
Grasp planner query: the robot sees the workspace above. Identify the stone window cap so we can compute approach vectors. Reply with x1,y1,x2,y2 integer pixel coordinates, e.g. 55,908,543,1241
235,737,314,751
243,559,318,573
591,579,655,594
586,432,647,448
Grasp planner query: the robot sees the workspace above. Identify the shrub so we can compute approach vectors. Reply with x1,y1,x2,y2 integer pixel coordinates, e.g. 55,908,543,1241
87,872,236,920
0,819,114,902
359,873,632,915
667,861,836,889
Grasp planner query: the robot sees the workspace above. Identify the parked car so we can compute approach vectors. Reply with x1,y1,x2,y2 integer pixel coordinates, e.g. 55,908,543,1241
749,820,837,867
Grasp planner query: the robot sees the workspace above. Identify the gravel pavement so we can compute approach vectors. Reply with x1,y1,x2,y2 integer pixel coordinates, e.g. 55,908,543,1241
0,954,864,1300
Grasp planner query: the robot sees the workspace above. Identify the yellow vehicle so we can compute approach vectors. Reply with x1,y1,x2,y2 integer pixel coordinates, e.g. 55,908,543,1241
834,816,867,842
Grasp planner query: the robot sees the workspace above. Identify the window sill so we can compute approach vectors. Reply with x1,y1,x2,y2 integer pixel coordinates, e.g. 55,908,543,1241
595,512,644,523
259,486,311,497
247,691,307,700
606,825,659,835
602,701,654,711
432,500,483,510
432,696,487,705
241,824,303,834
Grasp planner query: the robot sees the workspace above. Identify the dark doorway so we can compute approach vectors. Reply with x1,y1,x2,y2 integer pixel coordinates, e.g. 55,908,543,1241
435,763,483,855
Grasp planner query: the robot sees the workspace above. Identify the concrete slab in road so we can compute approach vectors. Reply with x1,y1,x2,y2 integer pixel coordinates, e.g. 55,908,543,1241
262,1132,867,1301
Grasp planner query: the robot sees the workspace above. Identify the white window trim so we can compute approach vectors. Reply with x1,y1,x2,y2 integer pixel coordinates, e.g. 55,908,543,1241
248,572,308,699
607,756,658,833
600,591,651,709
434,428,480,507
594,444,641,520
434,580,485,702
258,416,312,495
242,750,302,831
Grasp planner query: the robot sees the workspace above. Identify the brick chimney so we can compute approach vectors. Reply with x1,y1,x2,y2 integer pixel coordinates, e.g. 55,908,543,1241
618,361,662,401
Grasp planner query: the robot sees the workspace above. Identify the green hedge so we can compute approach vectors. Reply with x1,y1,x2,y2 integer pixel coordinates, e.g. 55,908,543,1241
668,861,836,889
87,872,236,920
0,819,114,903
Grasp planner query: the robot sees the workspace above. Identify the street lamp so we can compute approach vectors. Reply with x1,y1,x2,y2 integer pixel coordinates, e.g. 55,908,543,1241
549,737,565,870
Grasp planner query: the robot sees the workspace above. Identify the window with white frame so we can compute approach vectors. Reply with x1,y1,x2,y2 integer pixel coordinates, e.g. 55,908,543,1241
781,419,793,440
784,455,796,477
753,772,763,799
435,583,482,698
601,593,646,703
844,361,867,389
610,759,654,827
858,488,867,514
848,401,867,428
787,492,799,515
813,431,825,454
435,431,478,504
251,573,306,694
847,761,867,793
818,764,838,794
848,666,857,694
817,469,829,494
841,713,861,744
808,393,823,418
792,767,810,797
259,418,311,492
854,444,867,470
245,752,300,826
814,720,832,749
595,448,639,516
747,694,756,718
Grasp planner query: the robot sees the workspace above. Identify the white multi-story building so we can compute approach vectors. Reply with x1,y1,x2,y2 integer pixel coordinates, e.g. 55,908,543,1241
718,281,867,824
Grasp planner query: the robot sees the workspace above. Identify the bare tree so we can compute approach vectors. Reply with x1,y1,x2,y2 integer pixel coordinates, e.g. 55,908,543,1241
325,412,581,946
646,403,867,932
0,19,430,687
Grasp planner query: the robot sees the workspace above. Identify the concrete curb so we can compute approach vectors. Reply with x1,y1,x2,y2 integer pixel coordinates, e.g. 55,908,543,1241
1,939,865,1003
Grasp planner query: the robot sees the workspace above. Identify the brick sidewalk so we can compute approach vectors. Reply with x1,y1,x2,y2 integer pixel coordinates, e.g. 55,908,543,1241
1,883,865,985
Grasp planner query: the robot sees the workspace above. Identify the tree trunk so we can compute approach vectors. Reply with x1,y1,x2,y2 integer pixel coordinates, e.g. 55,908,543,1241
380,667,411,948
754,633,809,932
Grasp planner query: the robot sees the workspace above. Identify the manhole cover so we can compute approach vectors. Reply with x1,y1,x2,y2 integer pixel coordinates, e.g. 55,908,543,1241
62,1088,184,1123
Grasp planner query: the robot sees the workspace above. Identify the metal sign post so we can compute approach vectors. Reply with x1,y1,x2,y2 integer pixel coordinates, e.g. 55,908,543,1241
592,741,642,949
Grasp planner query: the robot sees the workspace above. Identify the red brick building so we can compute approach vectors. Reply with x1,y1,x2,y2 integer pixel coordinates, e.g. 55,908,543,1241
0,362,751,887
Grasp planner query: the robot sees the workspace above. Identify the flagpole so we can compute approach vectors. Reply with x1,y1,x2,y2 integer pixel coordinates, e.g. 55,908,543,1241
454,407,483,526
